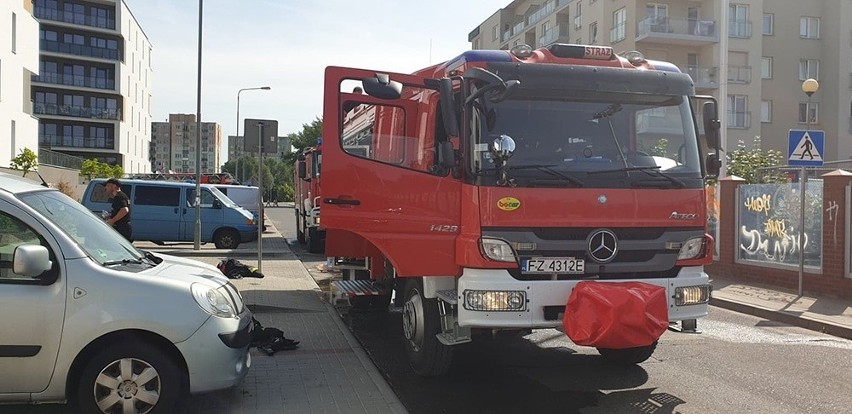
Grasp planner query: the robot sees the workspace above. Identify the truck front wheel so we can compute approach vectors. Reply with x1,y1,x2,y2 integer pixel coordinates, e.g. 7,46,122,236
596,341,657,365
402,278,453,376
295,211,306,244
306,227,323,254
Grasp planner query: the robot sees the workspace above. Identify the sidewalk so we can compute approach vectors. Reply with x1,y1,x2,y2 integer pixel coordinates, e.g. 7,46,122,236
134,226,407,414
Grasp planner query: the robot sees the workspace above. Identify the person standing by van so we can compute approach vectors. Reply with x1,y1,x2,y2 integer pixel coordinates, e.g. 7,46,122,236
104,178,132,241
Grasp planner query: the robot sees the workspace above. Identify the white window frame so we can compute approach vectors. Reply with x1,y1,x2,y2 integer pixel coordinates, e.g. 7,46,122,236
761,57,773,79
800,17,820,39
799,102,819,124
612,8,626,43
760,100,772,123
727,94,749,129
763,13,774,35
589,22,598,44
799,59,819,81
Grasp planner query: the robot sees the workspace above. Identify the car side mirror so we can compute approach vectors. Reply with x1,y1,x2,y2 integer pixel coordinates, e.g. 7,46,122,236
297,160,307,180
705,153,722,177
13,245,52,277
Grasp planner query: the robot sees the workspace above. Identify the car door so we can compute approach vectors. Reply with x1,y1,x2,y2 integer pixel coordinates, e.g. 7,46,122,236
0,202,66,393
183,187,224,241
131,184,181,241
321,66,462,276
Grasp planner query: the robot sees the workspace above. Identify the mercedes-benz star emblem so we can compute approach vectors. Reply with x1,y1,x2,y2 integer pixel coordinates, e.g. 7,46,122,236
598,195,607,204
588,229,618,263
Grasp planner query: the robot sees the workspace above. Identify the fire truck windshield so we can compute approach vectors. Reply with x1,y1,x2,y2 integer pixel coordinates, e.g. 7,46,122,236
470,94,704,189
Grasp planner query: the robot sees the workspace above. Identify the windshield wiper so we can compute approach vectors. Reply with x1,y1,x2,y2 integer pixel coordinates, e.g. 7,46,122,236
587,166,685,188
507,164,584,187
103,258,146,267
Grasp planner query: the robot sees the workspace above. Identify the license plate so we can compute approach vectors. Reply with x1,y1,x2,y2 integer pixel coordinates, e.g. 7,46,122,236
521,257,585,274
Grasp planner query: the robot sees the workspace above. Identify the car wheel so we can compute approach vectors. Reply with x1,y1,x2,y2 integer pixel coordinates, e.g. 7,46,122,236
75,342,185,414
214,229,240,249
597,341,658,365
402,278,453,376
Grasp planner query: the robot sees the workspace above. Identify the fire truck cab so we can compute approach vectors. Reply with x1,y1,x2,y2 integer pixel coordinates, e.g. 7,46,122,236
321,44,721,376
295,145,324,253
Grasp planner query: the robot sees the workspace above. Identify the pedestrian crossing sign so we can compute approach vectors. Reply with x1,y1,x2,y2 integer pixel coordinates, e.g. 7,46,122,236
788,129,824,167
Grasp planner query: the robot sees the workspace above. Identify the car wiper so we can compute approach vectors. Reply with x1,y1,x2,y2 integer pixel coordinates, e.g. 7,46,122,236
508,164,585,187
102,258,146,267
587,166,684,188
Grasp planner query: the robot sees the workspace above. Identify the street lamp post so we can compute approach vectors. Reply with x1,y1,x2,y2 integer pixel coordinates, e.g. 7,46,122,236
798,78,819,296
193,0,204,250
235,86,271,183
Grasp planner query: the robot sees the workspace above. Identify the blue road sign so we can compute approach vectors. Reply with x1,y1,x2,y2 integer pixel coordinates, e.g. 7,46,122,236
788,130,824,167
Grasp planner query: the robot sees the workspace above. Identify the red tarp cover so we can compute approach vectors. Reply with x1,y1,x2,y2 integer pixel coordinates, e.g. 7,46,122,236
563,281,669,349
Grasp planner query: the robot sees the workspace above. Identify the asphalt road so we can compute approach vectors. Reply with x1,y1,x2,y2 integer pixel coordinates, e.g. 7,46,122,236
268,206,852,414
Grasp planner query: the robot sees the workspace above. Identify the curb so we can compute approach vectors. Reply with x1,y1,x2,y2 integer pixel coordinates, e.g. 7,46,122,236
710,297,852,341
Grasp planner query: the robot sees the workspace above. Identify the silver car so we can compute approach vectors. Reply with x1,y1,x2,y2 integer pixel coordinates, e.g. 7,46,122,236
0,172,252,413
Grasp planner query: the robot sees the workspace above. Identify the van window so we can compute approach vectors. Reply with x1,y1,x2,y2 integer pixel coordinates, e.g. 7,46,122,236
187,189,217,208
0,211,50,283
89,183,133,203
135,185,180,206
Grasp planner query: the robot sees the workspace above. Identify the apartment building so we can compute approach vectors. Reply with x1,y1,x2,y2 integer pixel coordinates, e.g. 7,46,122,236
227,135,292,163
469,0,852,162
1,1,39,166
32,0,152,173
151,114,221,174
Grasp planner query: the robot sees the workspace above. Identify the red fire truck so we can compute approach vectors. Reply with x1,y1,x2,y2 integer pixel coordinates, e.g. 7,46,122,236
295,144,324,253
321,44,721,376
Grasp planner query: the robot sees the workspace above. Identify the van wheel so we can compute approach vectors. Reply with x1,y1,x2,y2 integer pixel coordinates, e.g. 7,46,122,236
74,342,185,414
307,228,323,254
295,212,306,244
214,229,240,249
402,278,453,376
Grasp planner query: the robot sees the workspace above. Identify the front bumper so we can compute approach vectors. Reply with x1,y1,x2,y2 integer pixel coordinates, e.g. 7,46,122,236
457,267,709,328
177,308,252,393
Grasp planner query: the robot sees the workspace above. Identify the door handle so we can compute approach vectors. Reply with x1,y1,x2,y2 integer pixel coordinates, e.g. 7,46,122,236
324,198,360,206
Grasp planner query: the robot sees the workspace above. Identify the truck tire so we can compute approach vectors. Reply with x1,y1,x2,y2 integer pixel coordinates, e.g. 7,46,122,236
307,227,323,254
295,211,306,244
402,278,453,376
597,341,657,365
74,341,185,414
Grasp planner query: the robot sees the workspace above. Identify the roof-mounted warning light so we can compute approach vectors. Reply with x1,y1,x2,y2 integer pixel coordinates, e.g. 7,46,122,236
510,44,533,59
621,50,646,66
547,44,614,60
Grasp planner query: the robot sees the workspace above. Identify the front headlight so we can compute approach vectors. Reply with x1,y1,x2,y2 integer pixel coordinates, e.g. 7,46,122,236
677,237,706,260
191,283,237,318
480,238,517,262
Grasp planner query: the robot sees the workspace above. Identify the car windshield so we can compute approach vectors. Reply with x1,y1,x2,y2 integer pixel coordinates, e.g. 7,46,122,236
470,94,704,188
19,190,144,265
208,186,238,208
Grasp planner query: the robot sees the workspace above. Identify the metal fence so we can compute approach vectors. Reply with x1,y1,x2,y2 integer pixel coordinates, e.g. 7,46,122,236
38,148,84,170
753,160,852,183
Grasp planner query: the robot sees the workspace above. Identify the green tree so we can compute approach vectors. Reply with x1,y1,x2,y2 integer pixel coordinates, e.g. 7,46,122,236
81,158,123,179
10,147,38,176
726,136,785,183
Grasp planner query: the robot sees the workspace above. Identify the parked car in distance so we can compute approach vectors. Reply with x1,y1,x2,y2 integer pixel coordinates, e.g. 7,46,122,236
82,179,257,249
0,171,252,412
214,184,266,230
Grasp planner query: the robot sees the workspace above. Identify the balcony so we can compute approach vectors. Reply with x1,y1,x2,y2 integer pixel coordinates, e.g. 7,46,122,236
39,134,116,150
636,17,718,46
728,20,752,38
38,148,84,170
32,72,116,91
527,1,556,26
682,65,719,89
34,103,121,121
40,40,121,61
728,65,752,84
540,23,570,46
34,6,116,31
727,111,751,129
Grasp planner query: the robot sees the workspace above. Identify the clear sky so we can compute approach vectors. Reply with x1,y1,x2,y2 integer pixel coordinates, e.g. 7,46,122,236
124,0,509,162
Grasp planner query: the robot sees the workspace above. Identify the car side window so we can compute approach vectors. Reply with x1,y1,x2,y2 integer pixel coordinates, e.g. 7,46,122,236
135,185,180,206
0,211,51,283
187,189,216,208
89,183,132,203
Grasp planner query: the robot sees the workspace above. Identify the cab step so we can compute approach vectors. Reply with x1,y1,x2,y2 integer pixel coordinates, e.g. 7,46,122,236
330,279,391,307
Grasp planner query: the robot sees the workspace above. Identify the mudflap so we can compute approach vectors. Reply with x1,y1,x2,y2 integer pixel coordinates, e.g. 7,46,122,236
563,281,668,349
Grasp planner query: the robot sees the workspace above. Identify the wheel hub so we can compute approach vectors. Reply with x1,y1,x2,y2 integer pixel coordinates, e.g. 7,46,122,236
118,380,138,398
402,290,425,352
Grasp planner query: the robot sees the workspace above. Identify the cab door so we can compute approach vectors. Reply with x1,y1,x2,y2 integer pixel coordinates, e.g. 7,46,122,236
183,187,224,241
321,67,461,276
0,202,65,393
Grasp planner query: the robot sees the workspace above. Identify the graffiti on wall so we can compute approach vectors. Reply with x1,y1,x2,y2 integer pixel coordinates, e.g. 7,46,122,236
738,182,822,267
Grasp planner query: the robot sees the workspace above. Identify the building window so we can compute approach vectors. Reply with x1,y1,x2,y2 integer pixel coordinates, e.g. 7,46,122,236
763,13,774,35
761,57,773,79
492,25,498,41
11,12,16,53
799,59,819,80
727,95,749,129
799,102,818,124
612,8,626,43
760,100,772,123
574,1,582,29
729,4,750,38
589,22,598,44
800,17,820,39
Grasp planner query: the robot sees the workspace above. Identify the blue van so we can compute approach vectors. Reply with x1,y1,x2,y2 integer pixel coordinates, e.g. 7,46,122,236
82,179,257,248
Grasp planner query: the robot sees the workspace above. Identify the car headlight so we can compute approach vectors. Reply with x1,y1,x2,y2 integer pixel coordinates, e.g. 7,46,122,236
677,237,706,260
480,238,517,262
191,283,237,318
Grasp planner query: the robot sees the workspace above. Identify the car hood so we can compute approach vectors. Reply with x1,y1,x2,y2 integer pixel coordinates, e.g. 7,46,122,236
142,253,229,287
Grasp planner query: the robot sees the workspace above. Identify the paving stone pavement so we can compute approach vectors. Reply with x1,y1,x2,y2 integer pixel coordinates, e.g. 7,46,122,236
137,226,407,414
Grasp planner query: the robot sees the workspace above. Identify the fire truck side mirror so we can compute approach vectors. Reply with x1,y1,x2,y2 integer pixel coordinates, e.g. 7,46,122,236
362,74,402,99
439,78,459,137
705,153,722,177
702,101,721,150
437,141,455,169
297,160,307,180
